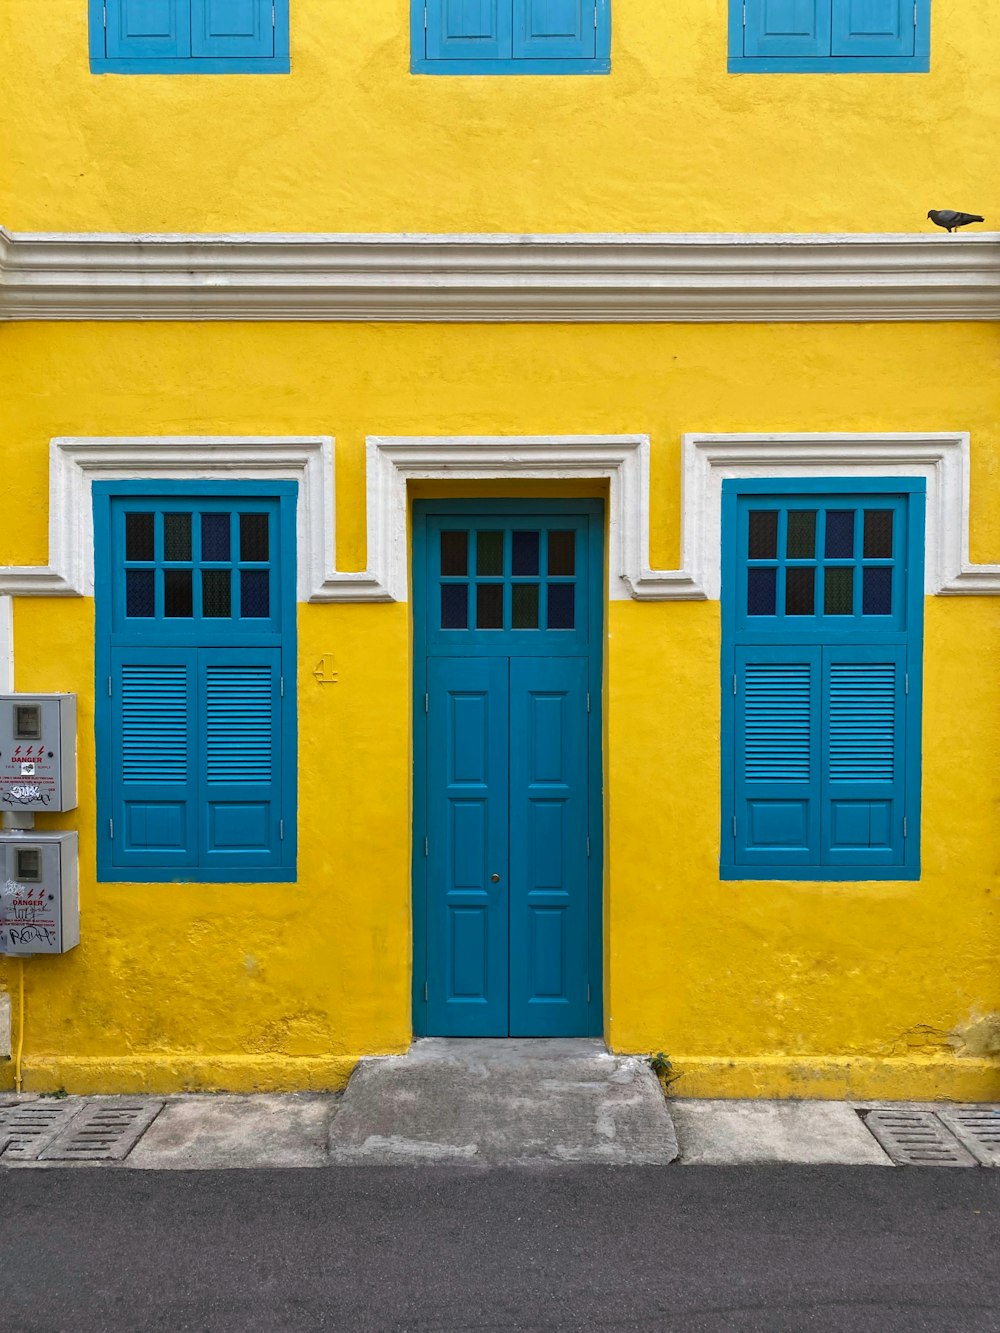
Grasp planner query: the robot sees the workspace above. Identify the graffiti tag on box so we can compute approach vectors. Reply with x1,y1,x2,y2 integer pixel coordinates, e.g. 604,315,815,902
0,878,57,951
0,746,55,805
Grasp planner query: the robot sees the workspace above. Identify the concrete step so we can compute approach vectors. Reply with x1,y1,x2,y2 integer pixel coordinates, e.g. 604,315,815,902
327,1038,679,1166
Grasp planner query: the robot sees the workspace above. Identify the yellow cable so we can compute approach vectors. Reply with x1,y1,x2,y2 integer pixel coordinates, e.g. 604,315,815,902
15,957,24,1094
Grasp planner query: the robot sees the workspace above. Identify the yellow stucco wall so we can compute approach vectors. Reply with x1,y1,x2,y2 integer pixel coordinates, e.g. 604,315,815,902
2,1,999,234
1,320,998,1098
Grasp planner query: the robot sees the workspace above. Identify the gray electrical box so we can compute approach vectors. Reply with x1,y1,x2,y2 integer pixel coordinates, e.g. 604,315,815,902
0,832,79,955
0,694,77,813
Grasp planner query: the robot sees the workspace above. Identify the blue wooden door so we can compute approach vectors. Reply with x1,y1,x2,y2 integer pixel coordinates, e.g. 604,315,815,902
414,503,602,1038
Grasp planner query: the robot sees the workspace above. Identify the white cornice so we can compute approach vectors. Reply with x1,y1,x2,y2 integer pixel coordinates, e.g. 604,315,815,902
1,228,999,322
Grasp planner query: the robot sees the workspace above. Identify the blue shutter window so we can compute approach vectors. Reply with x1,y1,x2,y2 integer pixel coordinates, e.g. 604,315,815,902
730,0,930,72
415,0,610,73
94,484,297,884
721,481,924,881
90,0,290,73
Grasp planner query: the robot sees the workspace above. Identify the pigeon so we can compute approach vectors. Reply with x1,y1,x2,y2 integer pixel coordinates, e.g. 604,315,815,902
927,209,985,233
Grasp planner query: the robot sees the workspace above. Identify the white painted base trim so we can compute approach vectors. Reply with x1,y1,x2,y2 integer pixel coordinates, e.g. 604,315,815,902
2,228,999,322
0,432,995,620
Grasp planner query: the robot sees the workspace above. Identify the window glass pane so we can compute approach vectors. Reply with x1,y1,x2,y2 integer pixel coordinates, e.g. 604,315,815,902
512,584,539,629
786,511,817,560
476,531,503,577
785,567,815,616
547,531,575,576
441,584,468,629
163,513,192,562
748,511,778,560
125,512,155,562
824,566,854,615
239,513,269,562
202,512,231,562
512,531,540,577
240,569,270,619
547,583,575,629
125,569,155,617
825,510,855,559
862,566,893,615
476,583,503,629
164,570,193,618
863,509,894,559
440,531,468,577
202,569,232,618
747,567,777,616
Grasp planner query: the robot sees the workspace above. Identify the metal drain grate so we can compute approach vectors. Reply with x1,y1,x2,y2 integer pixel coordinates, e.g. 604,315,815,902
38,1100,164,1162
862,1109,978,1166
937,1107,1000,1168
0,1101,83,1160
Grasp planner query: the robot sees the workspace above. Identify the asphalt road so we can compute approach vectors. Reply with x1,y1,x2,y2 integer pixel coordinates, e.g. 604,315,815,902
2,1166,999,1332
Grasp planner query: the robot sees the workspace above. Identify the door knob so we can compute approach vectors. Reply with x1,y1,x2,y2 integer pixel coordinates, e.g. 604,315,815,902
491,873,501,883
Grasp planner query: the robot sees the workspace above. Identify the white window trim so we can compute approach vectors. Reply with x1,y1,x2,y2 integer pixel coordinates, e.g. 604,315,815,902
0,432,995,626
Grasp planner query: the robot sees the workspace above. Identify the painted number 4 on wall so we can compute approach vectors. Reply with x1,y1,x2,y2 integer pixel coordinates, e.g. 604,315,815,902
313,656,339,685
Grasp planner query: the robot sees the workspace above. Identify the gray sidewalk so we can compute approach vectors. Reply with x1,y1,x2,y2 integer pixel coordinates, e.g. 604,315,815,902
3,1089,998,1169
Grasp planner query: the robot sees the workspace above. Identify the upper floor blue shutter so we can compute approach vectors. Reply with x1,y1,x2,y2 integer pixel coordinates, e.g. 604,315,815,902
733,645,822,868
512,0,597,60
831,0,914,57
200,649,283,870
743,0,831,59
425,0,514,61
191,0,275,59
110,646,198,870
106,0,192,60
821,645,906,866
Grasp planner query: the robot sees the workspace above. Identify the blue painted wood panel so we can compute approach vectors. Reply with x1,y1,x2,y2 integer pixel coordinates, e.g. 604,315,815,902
106,0,192,59
512,0,597,61
425,656,510,1036
508,657,590,1036
191,0,274,58
425,0,513,61
831,0,914,57
744,0,830,59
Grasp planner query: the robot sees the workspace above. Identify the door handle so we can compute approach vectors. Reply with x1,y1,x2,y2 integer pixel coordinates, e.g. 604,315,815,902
490,873,501,883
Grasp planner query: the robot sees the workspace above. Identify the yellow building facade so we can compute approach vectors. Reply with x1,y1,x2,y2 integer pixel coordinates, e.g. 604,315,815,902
0,0,998,1099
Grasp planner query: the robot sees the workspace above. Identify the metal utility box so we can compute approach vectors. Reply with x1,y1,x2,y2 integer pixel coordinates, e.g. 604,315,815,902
0,832,80,955
0,694,77,812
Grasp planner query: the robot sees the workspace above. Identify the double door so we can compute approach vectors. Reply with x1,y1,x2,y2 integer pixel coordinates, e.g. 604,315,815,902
413,503,603,1038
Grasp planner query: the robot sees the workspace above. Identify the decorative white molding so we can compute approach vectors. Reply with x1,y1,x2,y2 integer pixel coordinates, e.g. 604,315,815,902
680,432,1000,599
1,432,997,611
2,228,1000,322
0,436,387,604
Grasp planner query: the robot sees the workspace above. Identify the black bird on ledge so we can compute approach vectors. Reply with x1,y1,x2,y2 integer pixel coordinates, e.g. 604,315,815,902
927,209,985,233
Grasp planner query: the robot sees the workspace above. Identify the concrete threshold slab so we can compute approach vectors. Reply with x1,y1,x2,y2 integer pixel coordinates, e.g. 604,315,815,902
670,1099,893,1166
327,1038,679,1167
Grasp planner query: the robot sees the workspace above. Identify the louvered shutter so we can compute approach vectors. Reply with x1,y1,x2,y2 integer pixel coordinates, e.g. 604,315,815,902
199,649,283,870
821,645,906,866
425,0,513,61
512,0,597,60
191,0,275,59
733,646,822,868
106,0,192,60
831,0,914,57
110,647,197,869
743,0,831,59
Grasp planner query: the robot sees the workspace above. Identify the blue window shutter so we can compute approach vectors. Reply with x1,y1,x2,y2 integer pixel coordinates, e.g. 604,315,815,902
512,0,597,60
820,645,906,866
106,0,193,60
743,0,831,59
110,647,197,870
191,0,275,59
831,0,914,57
199,648,283,870
425,0,514,61
733,646,822,868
